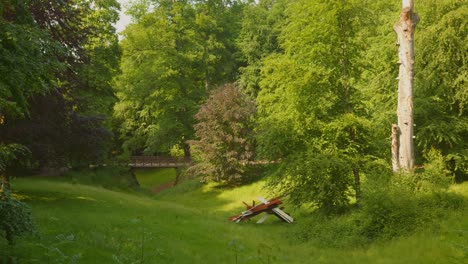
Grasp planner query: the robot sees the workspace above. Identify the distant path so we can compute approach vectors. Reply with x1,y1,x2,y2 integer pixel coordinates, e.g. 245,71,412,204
129,156,192,168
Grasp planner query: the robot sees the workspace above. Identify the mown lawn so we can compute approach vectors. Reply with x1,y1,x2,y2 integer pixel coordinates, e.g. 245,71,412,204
1,177,467,263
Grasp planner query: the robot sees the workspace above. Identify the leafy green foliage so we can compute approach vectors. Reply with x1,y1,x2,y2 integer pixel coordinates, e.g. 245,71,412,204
253,0,377,212
0,1,62,118
114,0,245,156
0,0,121,169
416,148,454,190
236,0,286,97
0,197,36,245
291,177,467,248
414,1,468,180
114,3,202,155
189,84,256,184
272,152,354,213
358,179,466,243
0,144,29,172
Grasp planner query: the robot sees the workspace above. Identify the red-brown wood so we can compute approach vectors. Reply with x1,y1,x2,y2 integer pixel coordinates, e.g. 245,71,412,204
229,197,288,223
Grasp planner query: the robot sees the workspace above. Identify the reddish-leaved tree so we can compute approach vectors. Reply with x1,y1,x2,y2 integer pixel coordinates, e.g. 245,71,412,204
189,84,256,184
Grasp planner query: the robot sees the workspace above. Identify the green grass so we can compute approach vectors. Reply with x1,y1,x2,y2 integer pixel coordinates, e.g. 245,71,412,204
134,168,176,189
16,167,139,191
2,178,467,263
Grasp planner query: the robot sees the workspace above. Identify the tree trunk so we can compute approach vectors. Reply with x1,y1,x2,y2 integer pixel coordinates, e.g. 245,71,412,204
394,0,418,172
183,143,191,158
1,172,11,199
391,124,400,171
353,168,361,206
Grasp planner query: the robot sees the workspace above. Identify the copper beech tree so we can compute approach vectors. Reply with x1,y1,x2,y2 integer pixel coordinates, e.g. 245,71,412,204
189,84,256,184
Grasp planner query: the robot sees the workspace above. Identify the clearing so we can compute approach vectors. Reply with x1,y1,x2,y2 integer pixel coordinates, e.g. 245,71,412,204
2,172,467,263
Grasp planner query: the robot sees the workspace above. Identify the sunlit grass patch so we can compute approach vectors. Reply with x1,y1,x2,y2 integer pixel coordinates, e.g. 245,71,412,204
156,179,271,213
450,182,468,197
3,177,467,263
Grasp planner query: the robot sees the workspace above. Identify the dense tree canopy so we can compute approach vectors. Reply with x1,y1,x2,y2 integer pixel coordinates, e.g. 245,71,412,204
0,0,121,170
0,0,62,118
236,0,466,210
0,0,466,214
249,0,377,211
415,1,467,181
114,0,245,156
110,0,467,210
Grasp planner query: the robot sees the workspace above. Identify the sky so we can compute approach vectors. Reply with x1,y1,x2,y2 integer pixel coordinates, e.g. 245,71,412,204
115,0,132,33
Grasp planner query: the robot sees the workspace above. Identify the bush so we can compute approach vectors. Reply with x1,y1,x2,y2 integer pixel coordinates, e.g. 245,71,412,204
415,148,454,191
0,197,36,245
66,166,140,190
290,213,365,249
291,175,467,248
359,188,424,241
270,152,354,214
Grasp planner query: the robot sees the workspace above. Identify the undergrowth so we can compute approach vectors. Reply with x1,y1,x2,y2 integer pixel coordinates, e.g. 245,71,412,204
289,175,467,249
1,167,467,263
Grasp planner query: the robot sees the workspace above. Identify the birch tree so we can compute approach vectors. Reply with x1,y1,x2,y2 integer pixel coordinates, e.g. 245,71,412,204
393,0,419,172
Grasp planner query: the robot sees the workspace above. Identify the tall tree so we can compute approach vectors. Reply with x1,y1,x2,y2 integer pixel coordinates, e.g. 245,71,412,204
414,0,467,181
114,0,245,156
114,1,202,156
1,0,121,169
0,0,59,245
189,84,256,184
0,0,62,173
355,0,466,180
236,0,286,97
0,0,62,118
254,0,375,211
393,0,419,172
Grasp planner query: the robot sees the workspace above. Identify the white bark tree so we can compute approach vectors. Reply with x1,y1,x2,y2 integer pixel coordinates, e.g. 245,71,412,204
392,0,419,172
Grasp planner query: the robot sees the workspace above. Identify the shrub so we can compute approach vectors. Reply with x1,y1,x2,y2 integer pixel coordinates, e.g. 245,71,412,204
359,188,423,241
289,213,365,249
270,151,354,214
291,174,467,248
0,197,36,245
416,148,454,190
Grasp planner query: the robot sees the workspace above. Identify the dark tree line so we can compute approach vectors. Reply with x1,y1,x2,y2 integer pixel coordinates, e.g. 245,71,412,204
1,0,121,173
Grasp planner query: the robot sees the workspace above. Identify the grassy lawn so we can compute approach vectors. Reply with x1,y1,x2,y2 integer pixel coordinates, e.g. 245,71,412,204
1,177,467,263
133,168,177,189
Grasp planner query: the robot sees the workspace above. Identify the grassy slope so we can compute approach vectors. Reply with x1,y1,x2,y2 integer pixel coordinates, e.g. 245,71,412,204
134,168,176,189
2,178,467,263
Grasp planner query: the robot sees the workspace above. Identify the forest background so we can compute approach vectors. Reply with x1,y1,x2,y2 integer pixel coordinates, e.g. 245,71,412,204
0,0,467,256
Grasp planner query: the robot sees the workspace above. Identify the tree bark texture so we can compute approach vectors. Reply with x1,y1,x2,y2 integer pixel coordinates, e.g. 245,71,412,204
391,124,399,171
394,3,418,172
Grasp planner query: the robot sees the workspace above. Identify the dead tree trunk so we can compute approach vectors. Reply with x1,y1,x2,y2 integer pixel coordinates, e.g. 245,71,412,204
393,0,418,172
391,124,399,171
